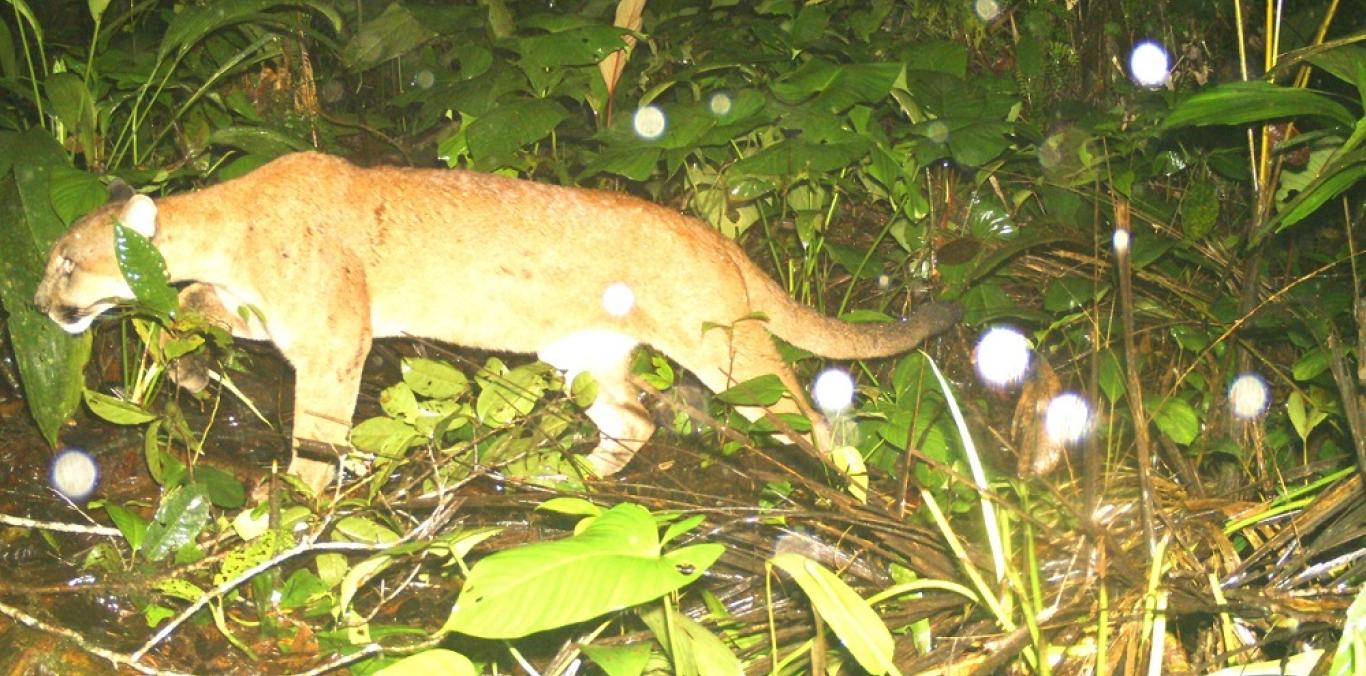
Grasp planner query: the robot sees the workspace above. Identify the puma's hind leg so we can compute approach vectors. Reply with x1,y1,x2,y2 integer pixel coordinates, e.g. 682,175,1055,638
539,331,655,476
669,320,833,458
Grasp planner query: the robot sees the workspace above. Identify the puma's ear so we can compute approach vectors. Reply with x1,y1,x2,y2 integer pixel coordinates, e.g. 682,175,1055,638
120,194,158,239
107,178,135,202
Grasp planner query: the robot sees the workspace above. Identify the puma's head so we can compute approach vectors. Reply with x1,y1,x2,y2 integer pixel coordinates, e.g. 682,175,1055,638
33,194,160,334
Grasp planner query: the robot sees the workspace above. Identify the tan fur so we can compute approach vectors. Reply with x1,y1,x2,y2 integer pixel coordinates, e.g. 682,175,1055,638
34,152,958,487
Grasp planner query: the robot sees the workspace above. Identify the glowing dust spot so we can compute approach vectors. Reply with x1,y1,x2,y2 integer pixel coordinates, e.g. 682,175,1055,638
1229,374,1269,419
602,282,635,316
633,105,666,140
813,369,855,413
974,326,1031,387
51,448,98,501
1129,41,1170,88
708,91,732,116
1045,393,1091,446
1113,228,1130,255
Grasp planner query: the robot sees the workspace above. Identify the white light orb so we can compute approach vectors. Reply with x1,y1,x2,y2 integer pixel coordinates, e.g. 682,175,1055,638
1129,41,1170,88
1045,393,1091,446
1112,228,1130,255
601,282,635,317
412,70,435,89
632,105,667,140
1229,374,1269,419
51,448,98,501
974,327,1031,387
813,369,855,413
974,0,1001,21
708,91,732,116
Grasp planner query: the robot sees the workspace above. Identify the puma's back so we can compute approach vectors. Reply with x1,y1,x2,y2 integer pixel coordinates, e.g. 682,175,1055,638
36,152,959,483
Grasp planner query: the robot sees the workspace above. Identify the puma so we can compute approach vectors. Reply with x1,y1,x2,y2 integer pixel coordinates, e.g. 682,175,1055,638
34,152,958,489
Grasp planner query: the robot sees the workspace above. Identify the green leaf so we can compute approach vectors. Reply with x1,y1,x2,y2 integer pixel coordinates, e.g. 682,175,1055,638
47,164,106,226
1292,347,1329,381
769,552,895,674
401,358,469,399
1163,81,1356,129
443,503,723,639
715,374,788,407
515,25,630,70
0,131,92,447
103,502,148,553
729,138,870,177
44,72,97,142
205,126,310,158
1325,582,1366,676
1043,276,1097,313
278,569,328,610
349,416,423,457
335,516,400,545
338,1,434,70
160,0,342,60
83,389,157,425
1148,396,1199,446
475,360,549,425
87,0,110,22
142,484,212,562
341,2,436,70
466,99,569,170
375,649,476,676
114,222,178,319
580,643,653,676
380,382,419,421
192,466,245,509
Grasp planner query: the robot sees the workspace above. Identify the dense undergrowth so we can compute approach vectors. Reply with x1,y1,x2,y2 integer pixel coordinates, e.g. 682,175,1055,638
0,0,1363,673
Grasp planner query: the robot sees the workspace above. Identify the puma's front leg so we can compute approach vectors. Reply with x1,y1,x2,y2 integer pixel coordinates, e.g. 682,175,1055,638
271,268,373,495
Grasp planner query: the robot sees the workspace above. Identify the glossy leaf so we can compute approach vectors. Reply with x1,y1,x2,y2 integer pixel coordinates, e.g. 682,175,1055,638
402,357,469,400
0,131,91,447
160,0,342,59
142,484,212,562
715,374,787,407
1163,81,1355,129
443,503,723,639
83,388,156,425
769,552,896,674
375,649,476,676
466,99,569,169
1148,396,1199,446
114,222,178,319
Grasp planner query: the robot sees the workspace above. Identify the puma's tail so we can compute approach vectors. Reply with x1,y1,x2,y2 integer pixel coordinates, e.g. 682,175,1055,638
742,266,960,360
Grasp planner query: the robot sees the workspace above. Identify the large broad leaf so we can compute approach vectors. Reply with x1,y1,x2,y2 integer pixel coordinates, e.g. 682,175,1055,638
769,552,896,674
340,2,437,71
466,99,569,170
114,222,178,319
375,649,476,676
0,130,91,446
442,503,724,639
1163,81,1356,129
142,483,212,562
728,138,871,177
715,374,788,407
